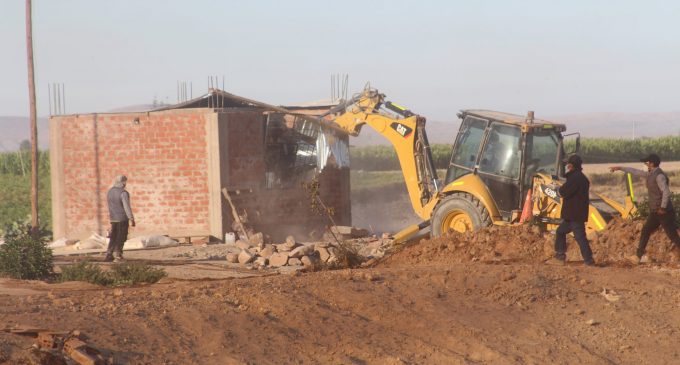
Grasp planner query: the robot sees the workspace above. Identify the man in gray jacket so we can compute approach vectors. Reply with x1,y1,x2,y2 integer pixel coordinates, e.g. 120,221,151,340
610,154,680,264
105,175,135,262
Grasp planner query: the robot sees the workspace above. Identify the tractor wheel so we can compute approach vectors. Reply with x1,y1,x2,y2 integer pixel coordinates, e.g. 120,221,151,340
431,192,492,236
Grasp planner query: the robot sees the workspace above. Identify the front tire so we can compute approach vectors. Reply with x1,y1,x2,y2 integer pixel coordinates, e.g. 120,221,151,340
431,192,492,236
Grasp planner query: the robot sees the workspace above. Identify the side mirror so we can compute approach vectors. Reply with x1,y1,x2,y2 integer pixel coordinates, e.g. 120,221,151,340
562,132,581,155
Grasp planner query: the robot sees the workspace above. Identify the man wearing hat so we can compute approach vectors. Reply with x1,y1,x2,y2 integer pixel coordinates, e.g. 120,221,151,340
548,154,595,266
610,154,680,264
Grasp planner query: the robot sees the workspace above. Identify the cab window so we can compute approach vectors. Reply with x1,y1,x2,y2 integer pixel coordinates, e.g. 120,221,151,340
478,123,521,179
446,116,487,183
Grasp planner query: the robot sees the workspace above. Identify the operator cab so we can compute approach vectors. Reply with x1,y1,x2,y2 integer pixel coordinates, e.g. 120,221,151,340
445,110,568,221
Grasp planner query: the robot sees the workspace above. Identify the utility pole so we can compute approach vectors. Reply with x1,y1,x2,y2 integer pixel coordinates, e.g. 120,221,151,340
25,0,39,237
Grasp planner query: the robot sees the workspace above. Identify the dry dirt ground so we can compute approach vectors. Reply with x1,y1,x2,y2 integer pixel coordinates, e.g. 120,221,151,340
1,219,680,364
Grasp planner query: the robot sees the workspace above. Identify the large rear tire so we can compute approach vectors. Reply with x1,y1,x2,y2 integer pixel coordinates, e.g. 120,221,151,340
431,192,492,237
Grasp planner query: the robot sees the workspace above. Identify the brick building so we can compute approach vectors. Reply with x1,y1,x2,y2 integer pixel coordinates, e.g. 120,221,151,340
49,89,351,242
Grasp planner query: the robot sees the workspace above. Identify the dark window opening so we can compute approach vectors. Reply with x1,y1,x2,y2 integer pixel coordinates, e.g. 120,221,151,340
264,113,321,188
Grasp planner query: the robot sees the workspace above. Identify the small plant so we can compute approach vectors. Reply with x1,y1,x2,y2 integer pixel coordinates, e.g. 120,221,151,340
110,262,167,285
59,261,166,286
59,261,113,286
0,224,53,280
332,240,364,269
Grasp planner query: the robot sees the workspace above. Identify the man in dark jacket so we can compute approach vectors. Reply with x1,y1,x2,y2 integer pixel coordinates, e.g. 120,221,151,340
548,154,595,266
610,153,680,264
105,175,135,262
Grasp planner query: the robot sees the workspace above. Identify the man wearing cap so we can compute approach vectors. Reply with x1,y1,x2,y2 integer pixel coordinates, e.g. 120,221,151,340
548,154,595,266
105,175,135,262
610,154,680,264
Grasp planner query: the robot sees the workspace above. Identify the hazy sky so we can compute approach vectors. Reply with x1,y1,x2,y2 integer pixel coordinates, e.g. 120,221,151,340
2,0,680,121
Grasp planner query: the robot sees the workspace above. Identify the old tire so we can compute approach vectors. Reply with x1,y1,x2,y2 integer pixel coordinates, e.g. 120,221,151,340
431,193,492,236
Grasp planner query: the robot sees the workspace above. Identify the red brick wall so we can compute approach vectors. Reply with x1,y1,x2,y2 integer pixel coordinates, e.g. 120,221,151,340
54,110,212,239
218,112,266,188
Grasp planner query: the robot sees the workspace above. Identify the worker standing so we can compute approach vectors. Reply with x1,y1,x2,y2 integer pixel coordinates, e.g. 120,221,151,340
105,175,135,262
610,154,680,264
547,154,595,266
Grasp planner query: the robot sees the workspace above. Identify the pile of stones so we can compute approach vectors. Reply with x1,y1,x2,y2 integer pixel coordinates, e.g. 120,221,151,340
225,235,340,269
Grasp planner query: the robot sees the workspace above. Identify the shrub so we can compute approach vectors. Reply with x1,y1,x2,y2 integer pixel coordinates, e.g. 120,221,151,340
635,193,680,226
0,224,53,280
59,261,113,286
110,262,167,285
59,261,166,286
331,240,364,269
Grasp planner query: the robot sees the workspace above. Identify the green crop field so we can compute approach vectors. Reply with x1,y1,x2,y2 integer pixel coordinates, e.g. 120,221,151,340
351,136,680,171
0,151,51,235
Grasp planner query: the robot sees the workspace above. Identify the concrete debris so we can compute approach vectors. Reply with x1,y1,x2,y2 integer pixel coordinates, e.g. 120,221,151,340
3,327,110,364
269,253,289,267
254,257,268,267
289,244,314,259
219,228,385,270
329,226,370,240
283,235,298,250
249,232,264,247
316,247,331,262
301,255,319,267
236,240,252,250
259,244,276,258
238,250,256,264
226,252,239,263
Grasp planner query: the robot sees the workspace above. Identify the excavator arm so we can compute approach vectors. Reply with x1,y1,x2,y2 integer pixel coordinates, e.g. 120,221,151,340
319,87,439,220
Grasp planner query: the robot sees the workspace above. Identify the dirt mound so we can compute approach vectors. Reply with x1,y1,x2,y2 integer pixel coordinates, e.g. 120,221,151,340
382,218,680,267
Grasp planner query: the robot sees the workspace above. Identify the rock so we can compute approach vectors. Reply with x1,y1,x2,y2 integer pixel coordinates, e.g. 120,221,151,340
289,245,314,259
330,226,370,239
316,247,331,262
238,250,255,264
226,252,239,263
236,240,252,250
259,244,276,258
586,319,599,326
275,243,292,252
301,255,320,267
113,289,123,297
288,257,302,266
254,257,268,267
314,242,329,249
283,235,297,250
269,253,289,267
249,232,264,247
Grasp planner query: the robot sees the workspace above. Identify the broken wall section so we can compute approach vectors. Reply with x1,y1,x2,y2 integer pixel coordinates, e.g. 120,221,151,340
223,111,351,242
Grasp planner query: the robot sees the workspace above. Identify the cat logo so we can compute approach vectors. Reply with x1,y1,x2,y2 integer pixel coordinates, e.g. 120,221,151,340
390,122,413,138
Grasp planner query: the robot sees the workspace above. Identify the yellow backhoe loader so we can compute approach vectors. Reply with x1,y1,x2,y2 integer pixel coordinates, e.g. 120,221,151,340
315,87,637,242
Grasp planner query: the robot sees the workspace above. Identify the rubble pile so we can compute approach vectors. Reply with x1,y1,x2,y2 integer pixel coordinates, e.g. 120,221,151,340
383,218,680,267
224,227,391,270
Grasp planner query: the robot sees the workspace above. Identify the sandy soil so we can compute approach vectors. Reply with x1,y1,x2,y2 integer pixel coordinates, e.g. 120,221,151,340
2,217,680,364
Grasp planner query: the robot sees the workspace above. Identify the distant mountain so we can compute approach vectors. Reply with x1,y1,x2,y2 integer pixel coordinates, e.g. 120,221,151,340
0,116,49,151
352,111,680,146
1,111,678,151
548,112,680,139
